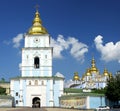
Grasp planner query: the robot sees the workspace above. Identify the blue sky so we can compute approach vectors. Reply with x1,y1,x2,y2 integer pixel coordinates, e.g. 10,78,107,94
0,0,120,81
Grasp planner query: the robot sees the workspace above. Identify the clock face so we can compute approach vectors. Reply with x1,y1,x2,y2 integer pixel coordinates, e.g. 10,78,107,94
34,38,40,43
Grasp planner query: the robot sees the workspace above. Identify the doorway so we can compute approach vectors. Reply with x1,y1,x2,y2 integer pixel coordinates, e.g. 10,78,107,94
32,97,40,108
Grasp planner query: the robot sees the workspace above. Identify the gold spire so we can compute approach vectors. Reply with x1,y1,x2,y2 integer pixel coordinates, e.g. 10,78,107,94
28,9,48,35
73,72,80,81
90,57,98,73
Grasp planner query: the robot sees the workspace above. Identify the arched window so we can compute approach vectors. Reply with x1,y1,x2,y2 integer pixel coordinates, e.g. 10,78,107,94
45,55,47,58
41,81,44,85
29,81,31,85
35,80,38,85
34,57,39,68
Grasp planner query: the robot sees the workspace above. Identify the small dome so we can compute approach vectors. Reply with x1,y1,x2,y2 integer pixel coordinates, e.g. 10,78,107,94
28,10,48,35
85,69,91,76
109,72,112,78
103,68,109,76
73,72,80,81
90,67,98,73
81,74,85,81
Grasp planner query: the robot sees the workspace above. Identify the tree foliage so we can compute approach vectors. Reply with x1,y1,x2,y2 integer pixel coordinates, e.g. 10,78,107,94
105,74,120,103
0,78,5,83
0,87,6,95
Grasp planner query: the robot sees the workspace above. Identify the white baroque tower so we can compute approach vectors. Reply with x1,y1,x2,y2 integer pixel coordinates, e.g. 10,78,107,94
21,10,52,77
10,9,64,107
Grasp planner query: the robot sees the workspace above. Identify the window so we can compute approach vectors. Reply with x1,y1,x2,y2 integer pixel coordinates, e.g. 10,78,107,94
45,55,47,58
16,100,18,104
16,92,18,96
41,81,44,85
29,81,31,85
34,57,39,68
35,80,38,85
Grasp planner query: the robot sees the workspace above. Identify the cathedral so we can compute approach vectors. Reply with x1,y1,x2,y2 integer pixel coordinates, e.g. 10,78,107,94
61,58,113,109
67,57,112,90
10,9,64,107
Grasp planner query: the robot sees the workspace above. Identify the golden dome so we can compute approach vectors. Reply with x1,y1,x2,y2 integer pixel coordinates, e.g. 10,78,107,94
103,68,109,76
85,68,91,76
109,72,112,78
28,10,48,35
81,74,85,81
73,72,80,81
90,57,98,73
91,67,98,72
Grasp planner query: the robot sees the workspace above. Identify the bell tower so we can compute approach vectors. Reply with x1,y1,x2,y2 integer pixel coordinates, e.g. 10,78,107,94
10,7,64,108
21,9,53,77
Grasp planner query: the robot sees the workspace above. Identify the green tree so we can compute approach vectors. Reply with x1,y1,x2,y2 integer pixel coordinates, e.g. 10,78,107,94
0,78,5,83
0,87,6,95
105,74,120,104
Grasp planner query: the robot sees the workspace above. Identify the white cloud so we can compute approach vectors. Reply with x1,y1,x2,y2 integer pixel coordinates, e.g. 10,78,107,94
12,33,23,48
68,37,88,62
94,35,120,63
51,35,88,62
51,35,69,59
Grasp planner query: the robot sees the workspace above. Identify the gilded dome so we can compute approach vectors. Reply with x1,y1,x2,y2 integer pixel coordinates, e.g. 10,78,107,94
81,74,85,81
91,67,98,72
73,72,80,81
103,68,109,76
28,10,48,35
109,72,112,78
85,68,91,76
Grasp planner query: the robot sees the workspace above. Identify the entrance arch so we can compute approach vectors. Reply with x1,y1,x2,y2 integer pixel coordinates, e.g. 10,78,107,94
32,97,41,108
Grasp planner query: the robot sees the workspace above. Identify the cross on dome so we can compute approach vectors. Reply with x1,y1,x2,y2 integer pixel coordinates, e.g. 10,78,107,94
27,6,48,35
35,4,39,11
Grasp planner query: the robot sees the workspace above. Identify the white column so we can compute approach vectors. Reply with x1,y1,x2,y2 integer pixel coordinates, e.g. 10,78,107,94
86,96,90,109
49,80,54,106
19,79,23,106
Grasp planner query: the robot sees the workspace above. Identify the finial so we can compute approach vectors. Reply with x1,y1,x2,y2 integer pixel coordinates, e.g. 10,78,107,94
91,53,95,63
27,5,48,35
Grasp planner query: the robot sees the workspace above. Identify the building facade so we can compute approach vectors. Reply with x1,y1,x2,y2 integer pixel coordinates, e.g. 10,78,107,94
59,95,108,109
10,10,64,107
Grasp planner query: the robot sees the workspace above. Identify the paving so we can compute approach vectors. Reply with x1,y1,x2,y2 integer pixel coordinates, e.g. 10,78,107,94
0,107,94,111
0,108,44,111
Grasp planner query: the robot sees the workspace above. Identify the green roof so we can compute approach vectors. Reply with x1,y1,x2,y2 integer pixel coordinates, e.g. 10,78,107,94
60,93,105,100
64,88,105,97
10,76,64,80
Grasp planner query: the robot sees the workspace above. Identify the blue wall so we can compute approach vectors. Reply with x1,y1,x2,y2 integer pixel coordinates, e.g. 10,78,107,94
89,96,106,108
46,79,51,106
54,80,60,106
22,80,26,106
